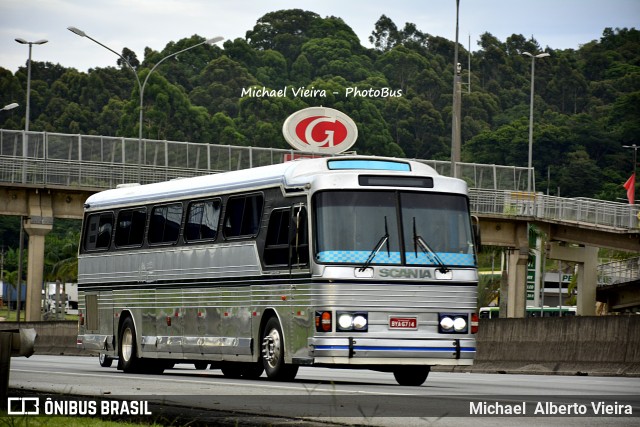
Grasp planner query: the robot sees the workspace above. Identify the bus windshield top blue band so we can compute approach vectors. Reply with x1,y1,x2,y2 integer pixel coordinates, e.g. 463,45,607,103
327,160,411,171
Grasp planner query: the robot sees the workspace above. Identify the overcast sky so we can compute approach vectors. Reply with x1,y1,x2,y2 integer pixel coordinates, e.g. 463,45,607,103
1,0,638,73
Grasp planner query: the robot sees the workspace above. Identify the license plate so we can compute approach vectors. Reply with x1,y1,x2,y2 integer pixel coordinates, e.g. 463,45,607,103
389,317,417,329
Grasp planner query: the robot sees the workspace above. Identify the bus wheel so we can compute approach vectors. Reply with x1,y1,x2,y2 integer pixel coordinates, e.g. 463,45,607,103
98,353,113,368
118,317,140,373
393,366,430,386
261,317,298,381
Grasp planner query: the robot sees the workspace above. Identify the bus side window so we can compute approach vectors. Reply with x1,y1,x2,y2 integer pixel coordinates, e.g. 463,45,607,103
223,194,264,239
115,208,146,247
264,208,291,266
84,212,114,251
149,203,183,245
185,199,221,242
264,206,309,267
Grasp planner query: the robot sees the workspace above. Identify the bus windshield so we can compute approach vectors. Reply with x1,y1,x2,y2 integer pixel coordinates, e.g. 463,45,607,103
314,190,476,267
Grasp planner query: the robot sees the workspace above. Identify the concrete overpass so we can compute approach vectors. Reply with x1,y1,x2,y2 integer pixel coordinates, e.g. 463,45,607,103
1,129,639,320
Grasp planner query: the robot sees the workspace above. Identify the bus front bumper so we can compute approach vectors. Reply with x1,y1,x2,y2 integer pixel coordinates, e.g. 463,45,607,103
308,337,475,364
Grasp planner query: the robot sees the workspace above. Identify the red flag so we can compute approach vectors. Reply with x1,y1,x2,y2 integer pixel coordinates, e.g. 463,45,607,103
624,173,635,204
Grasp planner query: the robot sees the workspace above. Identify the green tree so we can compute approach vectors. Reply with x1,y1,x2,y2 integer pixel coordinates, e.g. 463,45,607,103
246,9,321,64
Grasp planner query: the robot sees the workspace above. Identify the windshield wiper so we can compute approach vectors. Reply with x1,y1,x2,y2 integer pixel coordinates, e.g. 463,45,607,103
412,218,450,274
359,216,390,272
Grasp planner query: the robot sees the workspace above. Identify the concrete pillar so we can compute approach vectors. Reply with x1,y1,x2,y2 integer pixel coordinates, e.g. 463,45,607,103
507,244,529,318
548,243,599,316
576,247,598,315
23,191,53,322
504,222,529,318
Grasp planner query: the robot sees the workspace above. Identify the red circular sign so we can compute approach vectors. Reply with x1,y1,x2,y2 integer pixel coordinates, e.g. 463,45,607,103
283,107,358,154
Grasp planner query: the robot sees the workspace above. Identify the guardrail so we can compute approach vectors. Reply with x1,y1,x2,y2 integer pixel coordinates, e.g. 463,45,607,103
470,189,639,231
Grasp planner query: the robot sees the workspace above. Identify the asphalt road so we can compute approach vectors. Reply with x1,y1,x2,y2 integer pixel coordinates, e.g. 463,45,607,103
7,355,640,426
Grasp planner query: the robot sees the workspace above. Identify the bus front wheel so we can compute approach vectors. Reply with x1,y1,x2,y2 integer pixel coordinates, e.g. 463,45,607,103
261,317,298,381
393,366,430,386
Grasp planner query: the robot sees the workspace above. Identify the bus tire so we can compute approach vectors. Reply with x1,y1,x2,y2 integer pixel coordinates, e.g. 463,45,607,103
99,353,113,368
261,317,298,381
118,317,141,373
393,366,430,386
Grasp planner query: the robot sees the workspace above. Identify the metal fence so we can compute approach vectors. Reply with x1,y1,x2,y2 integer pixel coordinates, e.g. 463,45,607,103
597,256,640,286
0,129,532,191
470,189,639,230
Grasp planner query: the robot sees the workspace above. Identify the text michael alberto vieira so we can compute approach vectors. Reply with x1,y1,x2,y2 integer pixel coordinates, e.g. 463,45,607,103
470,400,633,416
240,86,403,98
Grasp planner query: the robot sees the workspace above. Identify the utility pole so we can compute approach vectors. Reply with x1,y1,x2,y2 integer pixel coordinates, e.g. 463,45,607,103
450,0,462,178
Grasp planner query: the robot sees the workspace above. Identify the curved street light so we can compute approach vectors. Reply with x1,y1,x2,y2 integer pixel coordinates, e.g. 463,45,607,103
1,103,19,111
523,51,550,193
68,27,222,143
68,27,223,180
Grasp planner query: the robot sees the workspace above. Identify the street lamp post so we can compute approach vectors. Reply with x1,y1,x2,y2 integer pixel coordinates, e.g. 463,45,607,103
523,51,550,193
15,38,48,134
68,27,222,182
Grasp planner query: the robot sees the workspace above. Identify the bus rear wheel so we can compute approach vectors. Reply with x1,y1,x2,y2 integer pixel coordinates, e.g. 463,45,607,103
393,366,430,386
261,317,298,381
119,317,142,373
99,353,113,368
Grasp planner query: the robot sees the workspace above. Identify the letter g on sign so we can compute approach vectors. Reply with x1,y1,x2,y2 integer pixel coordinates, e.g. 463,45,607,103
283,107,358,154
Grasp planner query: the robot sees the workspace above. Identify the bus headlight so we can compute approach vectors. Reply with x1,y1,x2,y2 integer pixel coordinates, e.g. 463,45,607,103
438,313,468,334
336,311,368,332
439,316,454,331
453,317,467,332
338,313,353,330
353,315,367,330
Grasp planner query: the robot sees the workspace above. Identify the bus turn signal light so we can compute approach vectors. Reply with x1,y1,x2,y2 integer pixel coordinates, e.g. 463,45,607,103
315,311,332,332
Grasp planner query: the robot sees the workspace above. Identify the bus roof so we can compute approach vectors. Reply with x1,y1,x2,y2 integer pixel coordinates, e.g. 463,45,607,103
84,156,448,210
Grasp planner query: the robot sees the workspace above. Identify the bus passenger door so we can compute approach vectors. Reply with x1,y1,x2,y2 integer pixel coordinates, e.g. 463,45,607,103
261,203,310,360
288,204,311,360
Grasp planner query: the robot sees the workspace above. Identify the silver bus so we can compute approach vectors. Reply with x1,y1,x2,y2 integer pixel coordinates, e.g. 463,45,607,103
78,156,479,386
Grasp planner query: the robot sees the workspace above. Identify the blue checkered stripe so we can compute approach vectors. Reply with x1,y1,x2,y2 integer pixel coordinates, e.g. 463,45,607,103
406,252,475,266
316,251,475,266
316,251,402,264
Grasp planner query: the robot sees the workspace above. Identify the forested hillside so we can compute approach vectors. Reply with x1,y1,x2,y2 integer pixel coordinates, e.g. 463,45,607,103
1,9,638,200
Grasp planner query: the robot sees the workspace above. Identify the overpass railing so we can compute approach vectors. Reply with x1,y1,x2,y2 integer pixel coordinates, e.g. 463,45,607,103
597,256,640,286
0,129,531,191
470,188,639,231
4,129,636,231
